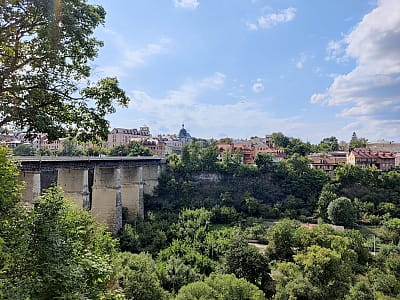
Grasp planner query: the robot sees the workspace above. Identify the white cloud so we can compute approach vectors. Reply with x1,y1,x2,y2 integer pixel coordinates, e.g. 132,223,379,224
252,78,264,93
124,38,171,68
245,7,296,30
295,53,308,69
310,93,327,104
246,22,259,31
127,73,305,138
311,0,400,140
257,7,296,29
97,30,172,76
325,40,346,61
174,0,199,9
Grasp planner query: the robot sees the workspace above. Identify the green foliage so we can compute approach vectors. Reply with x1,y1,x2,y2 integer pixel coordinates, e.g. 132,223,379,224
109,142,153,157
0,146,23,214
38,147,53,156
318,136,339,152
58,137,84,156
345,279,377,300
118,220,168,255
254,153,274,172
383,218,400,244
172,208,212,243
119,224,141,253
175,273,265,300
13,144,36,156
2,186,116,299
275,239,358,299
0,0,129,142
158,240,216,275
349,132,368,149
113,252,167,300
243,192,260,216
127,141,153,156
211,205,240,224
266,219,299,261
327,197,356,227
224,237,272,295
317,184,338,221
157,257,201,293
175,281,219,300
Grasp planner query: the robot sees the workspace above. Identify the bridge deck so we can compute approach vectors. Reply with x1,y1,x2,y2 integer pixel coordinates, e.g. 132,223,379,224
15,156,167,171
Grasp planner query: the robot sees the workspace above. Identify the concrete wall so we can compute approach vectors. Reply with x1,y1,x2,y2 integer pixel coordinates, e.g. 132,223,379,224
91,167,122,233
19,171,41,204
120,166,143,221
142,165,161,195
57,168,89,208
18,161,165,233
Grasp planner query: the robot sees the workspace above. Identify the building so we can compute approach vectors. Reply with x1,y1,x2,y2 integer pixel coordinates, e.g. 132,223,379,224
178,124,193,145
308,153,337,176
141,138,166,156
217,143,286,165
347,148,396,171
254,145,286,163
367,140,400,152
107,126,151,149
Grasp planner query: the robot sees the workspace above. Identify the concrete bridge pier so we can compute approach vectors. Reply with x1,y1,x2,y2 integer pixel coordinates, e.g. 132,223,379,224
91,167,122,233
142,165,161,196
19,171,41,204
120,166,144,222
57,168,90,209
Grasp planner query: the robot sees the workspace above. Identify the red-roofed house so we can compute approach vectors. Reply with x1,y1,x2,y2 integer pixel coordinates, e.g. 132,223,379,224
347,148,396,171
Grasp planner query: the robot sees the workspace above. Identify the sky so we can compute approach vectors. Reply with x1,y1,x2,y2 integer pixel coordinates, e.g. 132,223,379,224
88,0,400,144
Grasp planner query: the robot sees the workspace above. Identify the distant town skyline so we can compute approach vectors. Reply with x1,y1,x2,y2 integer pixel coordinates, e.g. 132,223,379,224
89,0,400,144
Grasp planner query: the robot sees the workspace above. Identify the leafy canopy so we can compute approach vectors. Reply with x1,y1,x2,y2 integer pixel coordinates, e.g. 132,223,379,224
0,0,129,141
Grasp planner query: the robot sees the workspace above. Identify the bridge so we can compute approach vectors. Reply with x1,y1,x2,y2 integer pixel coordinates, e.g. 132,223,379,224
16,156,167,233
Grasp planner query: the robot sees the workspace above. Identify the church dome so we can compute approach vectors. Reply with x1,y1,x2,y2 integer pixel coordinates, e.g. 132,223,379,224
178,124,191,139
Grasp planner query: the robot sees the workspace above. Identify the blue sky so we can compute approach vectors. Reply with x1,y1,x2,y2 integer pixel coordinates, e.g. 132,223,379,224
88,0,400,144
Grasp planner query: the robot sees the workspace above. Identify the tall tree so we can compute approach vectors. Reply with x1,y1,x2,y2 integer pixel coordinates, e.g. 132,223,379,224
0,0,129,141
271,132,290,148
327,197,356,228
349,132,368,149
13,143,36,156
319,136,339,152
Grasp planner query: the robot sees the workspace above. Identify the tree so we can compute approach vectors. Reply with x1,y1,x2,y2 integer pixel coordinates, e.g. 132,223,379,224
294,245,353,300
2,186,117,299
327,197,356,228
319,136,339,152
0,146,23,216
265,219,299,261
175,281,218,300
157,257,201,293
0,0,129,142
175,273,265,300
224,237,272,295
58,137,83,156
127,141,153,156
243,192,260,216
38,147,53,156
13,143,36,156
254,153,274,172
317,184,338,221
199,145,218,171
349,132,368,149
114,252,167,300
345,280,376,300
109,145,129,156
271,132,290,148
